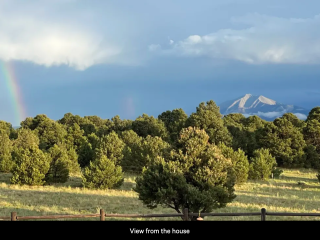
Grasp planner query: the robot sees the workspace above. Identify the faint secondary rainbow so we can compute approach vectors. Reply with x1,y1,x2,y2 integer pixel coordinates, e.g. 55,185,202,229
1,61,27,125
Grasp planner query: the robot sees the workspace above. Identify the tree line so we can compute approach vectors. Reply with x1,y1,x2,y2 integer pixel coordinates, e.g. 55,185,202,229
1,100,320,220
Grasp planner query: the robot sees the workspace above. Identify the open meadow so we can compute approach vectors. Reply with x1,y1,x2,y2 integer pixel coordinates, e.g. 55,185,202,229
1,168,320,221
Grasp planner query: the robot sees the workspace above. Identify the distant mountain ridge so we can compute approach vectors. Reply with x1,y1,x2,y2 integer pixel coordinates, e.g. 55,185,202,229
219,94,310,120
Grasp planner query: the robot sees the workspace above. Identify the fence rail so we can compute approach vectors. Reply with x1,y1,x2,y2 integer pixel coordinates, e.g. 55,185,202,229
1,208,320,221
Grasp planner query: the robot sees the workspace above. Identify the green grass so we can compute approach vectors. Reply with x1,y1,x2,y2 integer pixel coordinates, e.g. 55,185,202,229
0,168,320,221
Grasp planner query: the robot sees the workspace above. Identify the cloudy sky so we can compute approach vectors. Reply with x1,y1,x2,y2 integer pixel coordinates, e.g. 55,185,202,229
1,0,320,126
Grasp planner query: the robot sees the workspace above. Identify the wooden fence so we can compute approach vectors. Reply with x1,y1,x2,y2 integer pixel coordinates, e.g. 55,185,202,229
1,208,320,221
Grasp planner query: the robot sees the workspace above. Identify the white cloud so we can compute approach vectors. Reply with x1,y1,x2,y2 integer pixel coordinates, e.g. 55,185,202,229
0,1,126,70
242,111,307,120
154,13,320,65
293,113,307,120
256,111,284,118
241,112,283,118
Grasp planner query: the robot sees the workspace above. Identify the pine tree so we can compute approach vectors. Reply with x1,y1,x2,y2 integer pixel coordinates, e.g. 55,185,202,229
248,148,277,180
186,100,232,146
96,131,125,165
45,144,80,183
132,114,169,141
11,146,51,186
82,155,124,189
121,130,171,172
258,118,306,167
218,143,250,184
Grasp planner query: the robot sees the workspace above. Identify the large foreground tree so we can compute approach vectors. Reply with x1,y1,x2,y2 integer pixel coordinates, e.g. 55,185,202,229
134,127,236,220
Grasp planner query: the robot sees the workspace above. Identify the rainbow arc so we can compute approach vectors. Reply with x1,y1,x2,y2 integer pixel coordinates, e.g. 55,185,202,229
1,61,27,126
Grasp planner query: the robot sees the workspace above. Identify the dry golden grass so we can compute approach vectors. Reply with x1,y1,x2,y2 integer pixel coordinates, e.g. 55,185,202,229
0,168,319,221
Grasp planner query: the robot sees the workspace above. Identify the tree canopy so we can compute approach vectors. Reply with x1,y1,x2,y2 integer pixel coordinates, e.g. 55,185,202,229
1,99,320,209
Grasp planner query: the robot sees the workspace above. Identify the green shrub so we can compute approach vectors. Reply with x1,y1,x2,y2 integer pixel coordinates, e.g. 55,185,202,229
82,155,124,189
121,131,171,173
45,159,69,184
218,143,250,184
248,148,277,180
303,145,320,169
45,145,70,184
10,146,51,186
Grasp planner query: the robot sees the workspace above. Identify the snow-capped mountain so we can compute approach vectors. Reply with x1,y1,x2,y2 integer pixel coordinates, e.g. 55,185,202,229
219,94,310,120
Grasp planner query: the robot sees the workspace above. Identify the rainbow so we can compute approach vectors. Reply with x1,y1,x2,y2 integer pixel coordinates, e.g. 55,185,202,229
1,61,27,126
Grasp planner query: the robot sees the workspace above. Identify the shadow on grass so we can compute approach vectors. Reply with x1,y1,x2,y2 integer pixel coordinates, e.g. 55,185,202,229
281,182,320,190
280,175,318,183
0,173,11,184
256,183,320,194
235,193,320,208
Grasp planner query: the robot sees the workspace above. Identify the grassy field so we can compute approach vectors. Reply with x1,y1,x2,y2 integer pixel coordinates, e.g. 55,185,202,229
0,168,320,221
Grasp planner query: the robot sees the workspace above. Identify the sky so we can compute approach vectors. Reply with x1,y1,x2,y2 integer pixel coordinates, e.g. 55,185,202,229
1,0,320,126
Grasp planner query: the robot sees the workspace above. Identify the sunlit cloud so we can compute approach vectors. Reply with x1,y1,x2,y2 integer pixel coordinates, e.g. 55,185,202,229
0,0,133,70
151,13,320,65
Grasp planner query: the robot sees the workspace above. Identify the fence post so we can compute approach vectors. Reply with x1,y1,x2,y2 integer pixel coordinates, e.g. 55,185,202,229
11,212,17,221
182,208,189,221
100,209,105,221
261,208,266,221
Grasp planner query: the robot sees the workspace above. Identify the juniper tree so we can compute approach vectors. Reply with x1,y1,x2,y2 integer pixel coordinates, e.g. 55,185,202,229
134,127,236,221
158,108,188,143
0,120,16,139
303,145,320,169
218,143,250,184
45,144,70,184
303,119,320,155
10,145,51,186
120,130,171,172
248,148,277,180
45,143,81,184
132,113,169,141
13,128,40,149
186,100,232,146
95,131,125,165
306,107,320,122
82,155,124,189
77,133,100,168
258,119,306,167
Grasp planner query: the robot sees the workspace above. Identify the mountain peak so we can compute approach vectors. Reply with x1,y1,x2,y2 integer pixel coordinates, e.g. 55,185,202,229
257,95,276,105
219,94,309,120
